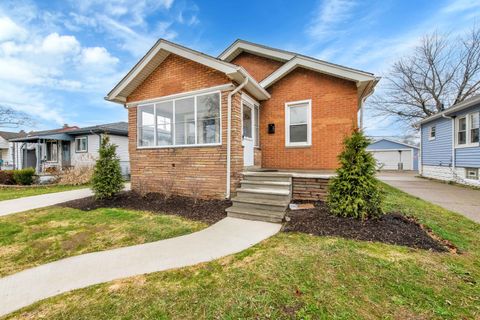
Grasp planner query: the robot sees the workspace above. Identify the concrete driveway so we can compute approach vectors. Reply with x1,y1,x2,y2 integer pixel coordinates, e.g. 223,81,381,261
378,171,480,223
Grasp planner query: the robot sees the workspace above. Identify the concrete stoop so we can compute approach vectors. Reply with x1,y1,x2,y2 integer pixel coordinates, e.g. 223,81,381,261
226,171,292,223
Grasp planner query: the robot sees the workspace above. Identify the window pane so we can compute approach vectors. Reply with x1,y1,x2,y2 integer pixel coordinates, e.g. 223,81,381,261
289,104,308,124
138,126,154,146
175,97,195,145
458,131,466,145
290,124,308,143
243,105,252,138
470,113,479,143
156,101,173,146
197,93,220,144
138,105,155,146
254,105,259,146
459,118,467,131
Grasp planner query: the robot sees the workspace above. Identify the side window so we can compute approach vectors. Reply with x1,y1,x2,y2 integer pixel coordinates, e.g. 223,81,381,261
429,126,436,140
285,100,311,147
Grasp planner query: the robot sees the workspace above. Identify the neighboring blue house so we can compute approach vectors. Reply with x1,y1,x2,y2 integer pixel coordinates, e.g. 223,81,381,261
367,138,419,171
418,95,480,187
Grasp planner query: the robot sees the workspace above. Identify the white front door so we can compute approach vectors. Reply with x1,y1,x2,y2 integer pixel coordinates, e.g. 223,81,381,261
242,102,254,166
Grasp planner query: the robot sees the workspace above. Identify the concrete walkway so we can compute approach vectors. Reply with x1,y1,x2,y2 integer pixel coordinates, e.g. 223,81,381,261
0,217,281,317
379,172,480,223
0,183,131,217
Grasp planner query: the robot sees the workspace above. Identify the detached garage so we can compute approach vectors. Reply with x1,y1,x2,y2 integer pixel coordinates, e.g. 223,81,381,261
367,139,419,171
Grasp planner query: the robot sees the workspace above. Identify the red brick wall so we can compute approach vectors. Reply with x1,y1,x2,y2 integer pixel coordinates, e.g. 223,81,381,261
126,55,243,199
260,67,358,170
128,54,230,103
230,52,284,82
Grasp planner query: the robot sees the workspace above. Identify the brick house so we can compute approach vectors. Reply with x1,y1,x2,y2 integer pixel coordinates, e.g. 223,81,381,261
106,39,378,222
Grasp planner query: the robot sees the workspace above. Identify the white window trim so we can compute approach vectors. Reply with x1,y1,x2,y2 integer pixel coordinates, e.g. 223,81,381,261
455,112,480,148
428,126,436,140
75,136,88,153
241,93,260,148
285,99,312,147
137,90,222,149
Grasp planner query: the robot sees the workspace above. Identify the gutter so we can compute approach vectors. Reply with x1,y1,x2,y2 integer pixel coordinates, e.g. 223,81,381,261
226,78,249,199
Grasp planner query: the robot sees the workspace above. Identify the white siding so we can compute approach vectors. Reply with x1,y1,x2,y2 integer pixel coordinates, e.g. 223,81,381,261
421,165,480,187
71,135,100,167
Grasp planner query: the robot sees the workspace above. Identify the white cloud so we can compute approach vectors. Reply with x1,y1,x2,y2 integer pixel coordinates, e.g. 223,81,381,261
307,0,357,38
80,46,119,66
41,32,80,55
0,16,26,41
442,0,480,13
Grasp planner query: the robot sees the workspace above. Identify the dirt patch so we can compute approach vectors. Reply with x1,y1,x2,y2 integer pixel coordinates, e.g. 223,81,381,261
60,191,230,225
283,202,449,252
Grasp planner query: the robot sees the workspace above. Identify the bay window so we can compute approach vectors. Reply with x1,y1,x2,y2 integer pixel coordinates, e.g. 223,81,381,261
285,100,311,147
137,91,221,147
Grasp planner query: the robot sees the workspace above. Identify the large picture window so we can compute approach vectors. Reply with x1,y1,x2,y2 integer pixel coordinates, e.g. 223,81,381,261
285,100,312,147
137,91,221,148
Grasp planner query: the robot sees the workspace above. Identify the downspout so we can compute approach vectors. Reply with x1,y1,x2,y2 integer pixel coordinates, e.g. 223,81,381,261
442,113,455,179
358,79,378,130
226,77,249,199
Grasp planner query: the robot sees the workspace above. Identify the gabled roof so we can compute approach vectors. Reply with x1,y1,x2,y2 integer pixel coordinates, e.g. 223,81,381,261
0,131,26,140
219,39,379,102
369,138,419,150
106,39,270,104
417,94,480,125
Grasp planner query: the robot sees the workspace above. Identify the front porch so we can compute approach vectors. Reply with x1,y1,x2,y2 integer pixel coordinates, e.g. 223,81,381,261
9,133,74,174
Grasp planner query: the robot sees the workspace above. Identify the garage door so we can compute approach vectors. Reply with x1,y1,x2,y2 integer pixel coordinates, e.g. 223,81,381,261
370,150,412,170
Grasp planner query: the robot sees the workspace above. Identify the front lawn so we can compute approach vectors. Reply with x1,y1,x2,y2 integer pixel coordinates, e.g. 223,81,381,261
0,207,206,276
5,184,479,319
0,185,88,201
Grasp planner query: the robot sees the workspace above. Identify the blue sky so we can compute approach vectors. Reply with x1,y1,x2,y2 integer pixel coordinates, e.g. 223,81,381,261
0,0,479,137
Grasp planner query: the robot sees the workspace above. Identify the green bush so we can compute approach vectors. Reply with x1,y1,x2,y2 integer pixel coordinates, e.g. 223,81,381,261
91,135,124,199
0,170,15,185
327,129,383,220
13,168,36,185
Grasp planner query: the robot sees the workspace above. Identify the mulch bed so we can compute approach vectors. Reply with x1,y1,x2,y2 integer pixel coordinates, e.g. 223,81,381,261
61,192,452,252
284,202,450,252
60,191,230,225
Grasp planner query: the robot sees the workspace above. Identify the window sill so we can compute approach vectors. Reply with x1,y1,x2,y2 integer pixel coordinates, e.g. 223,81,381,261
428,137,436,141
455,143,479,149
75,150,88,153
285,144,312,149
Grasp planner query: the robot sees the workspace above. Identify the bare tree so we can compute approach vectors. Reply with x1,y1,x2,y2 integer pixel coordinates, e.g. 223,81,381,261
0,105,32,128
371,26,480,126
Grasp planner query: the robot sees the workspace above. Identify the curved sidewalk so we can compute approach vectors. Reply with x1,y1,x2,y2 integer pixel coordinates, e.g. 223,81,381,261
0,183,131,217
0,217,281,317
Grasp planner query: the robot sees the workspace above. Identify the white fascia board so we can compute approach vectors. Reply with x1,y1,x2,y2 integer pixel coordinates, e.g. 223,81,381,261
228,67,271,100
260,56,376,88
106,40,239,103
219,41,294,62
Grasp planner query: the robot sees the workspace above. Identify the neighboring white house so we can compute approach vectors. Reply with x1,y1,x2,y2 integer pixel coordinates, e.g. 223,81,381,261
9,122,130,176
0,131,26,170
367,138,419,171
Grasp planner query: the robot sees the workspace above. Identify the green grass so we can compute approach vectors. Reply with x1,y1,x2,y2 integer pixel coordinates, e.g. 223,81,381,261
4,184,480,319
0,184,88,201
0,207,206,277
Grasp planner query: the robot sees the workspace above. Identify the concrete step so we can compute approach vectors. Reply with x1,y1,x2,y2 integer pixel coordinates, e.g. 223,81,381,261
242,172,292,183
231,197,290,212
236,188,291,202
226,207,284,223
240,180,291,191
